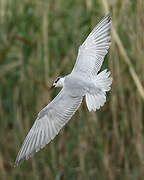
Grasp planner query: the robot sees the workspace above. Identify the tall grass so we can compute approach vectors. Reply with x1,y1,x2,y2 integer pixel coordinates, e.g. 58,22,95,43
0,0,144,179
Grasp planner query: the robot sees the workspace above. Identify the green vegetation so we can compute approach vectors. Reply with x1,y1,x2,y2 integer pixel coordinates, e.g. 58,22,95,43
0,0,144,179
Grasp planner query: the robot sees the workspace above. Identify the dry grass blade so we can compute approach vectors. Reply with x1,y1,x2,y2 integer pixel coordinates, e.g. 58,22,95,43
0,61,22,76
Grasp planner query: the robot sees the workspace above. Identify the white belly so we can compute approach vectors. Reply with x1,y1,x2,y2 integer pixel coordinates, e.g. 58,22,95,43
64,74,95,97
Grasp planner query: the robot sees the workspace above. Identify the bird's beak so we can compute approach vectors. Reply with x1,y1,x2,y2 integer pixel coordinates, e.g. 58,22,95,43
48,85,55,91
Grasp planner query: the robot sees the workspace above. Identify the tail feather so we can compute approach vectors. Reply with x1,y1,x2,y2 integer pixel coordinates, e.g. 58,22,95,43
86,69,112,112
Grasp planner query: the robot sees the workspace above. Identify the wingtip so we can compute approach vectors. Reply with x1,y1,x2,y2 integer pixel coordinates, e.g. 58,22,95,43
106,13,112,18
104,13,112,22
14,160,19,168
14,153,27,167
14,157,19,167
14,158,22,167
14,147,38,167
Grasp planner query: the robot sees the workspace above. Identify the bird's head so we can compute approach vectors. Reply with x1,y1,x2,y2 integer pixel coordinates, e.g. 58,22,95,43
49,76,65,91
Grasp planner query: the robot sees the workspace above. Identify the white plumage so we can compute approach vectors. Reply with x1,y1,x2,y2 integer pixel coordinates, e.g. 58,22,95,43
15,13,112,166
72,14,112,76
86,69,112,111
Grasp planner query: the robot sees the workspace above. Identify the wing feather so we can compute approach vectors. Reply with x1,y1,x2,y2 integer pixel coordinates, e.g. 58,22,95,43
72,13,112,77
15,88,82,166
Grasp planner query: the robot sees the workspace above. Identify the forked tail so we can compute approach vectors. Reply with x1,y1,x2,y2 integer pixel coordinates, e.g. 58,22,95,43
86,69,112,111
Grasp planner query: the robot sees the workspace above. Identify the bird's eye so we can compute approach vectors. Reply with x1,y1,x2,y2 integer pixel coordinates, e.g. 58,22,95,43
55,77,60,83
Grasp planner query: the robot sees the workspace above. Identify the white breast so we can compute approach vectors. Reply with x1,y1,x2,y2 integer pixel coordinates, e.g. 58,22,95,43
64,74,94,97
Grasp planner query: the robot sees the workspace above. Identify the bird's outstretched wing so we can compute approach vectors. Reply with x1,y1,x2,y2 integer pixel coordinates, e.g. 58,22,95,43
15,88,82,166
72,13,112,77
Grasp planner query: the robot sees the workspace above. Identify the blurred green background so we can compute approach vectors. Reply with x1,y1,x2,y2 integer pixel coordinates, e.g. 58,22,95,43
0,0,144,179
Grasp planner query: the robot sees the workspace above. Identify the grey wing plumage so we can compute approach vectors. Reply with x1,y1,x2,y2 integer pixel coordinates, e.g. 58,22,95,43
15,88,82,166
72,13,112,77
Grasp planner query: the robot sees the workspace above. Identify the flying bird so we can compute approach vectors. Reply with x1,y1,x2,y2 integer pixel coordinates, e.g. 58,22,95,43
15,13,112,166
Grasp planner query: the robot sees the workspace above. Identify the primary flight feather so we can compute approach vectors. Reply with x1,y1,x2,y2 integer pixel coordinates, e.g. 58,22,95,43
15,13,112,166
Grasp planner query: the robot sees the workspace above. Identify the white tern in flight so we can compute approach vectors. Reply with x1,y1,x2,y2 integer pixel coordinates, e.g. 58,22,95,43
15,13,112,166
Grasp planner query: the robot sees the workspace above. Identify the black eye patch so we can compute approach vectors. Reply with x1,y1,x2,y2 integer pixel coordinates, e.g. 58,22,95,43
55,77,60,83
